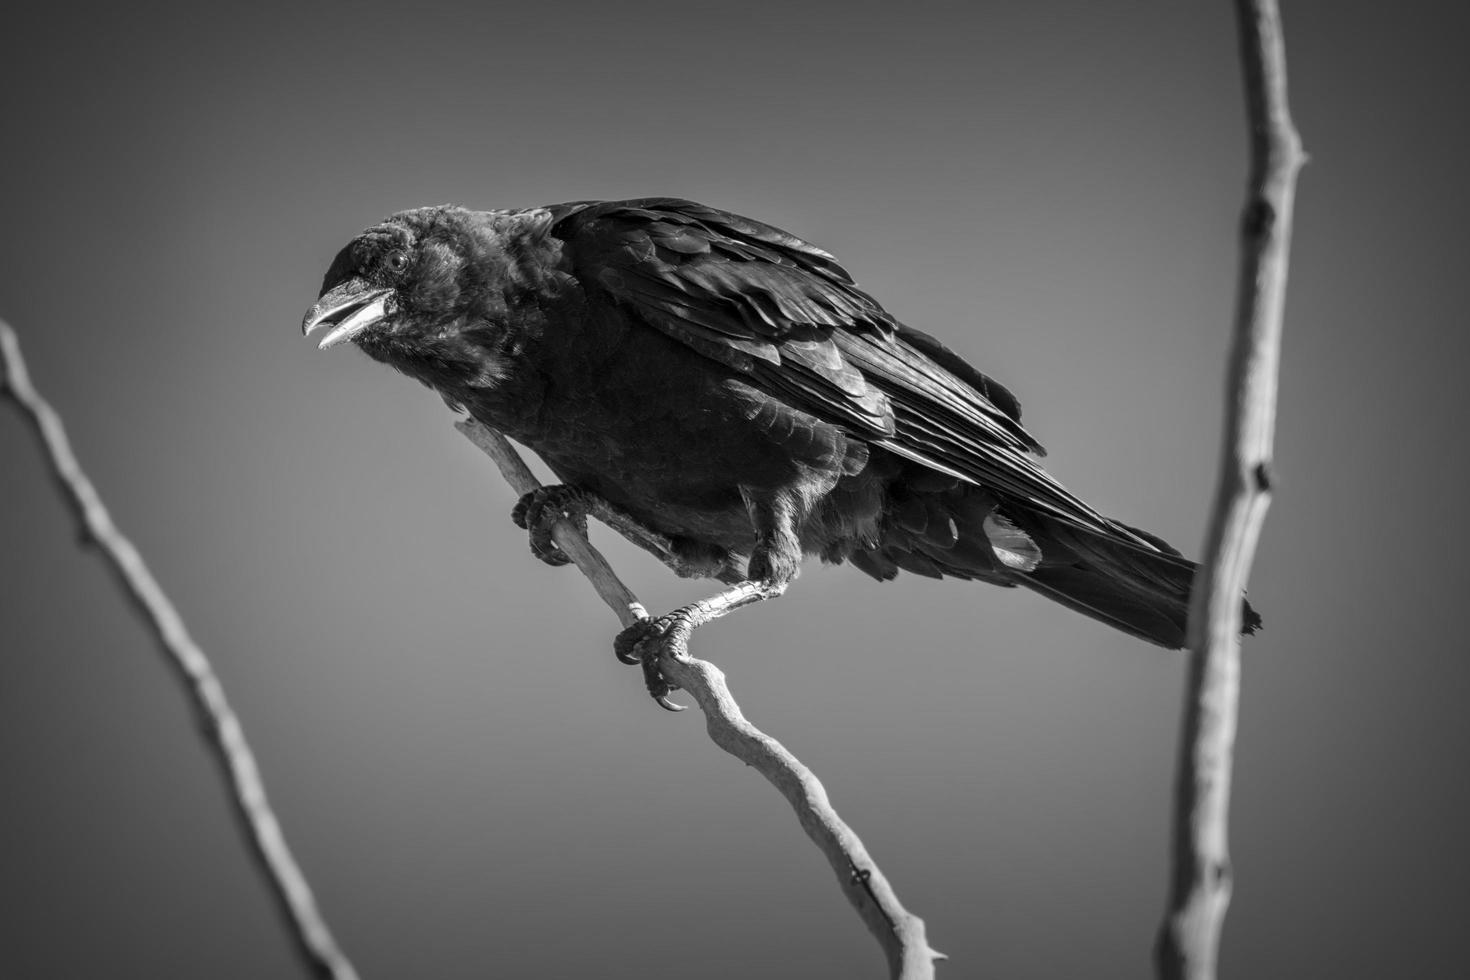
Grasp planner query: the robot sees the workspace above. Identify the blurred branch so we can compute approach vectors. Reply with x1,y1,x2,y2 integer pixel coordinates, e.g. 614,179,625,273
1157,3,1305,978
0,319,361,980
456,419,945,980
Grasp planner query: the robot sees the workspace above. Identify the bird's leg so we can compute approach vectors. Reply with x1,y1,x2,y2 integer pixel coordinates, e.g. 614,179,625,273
513,485,743,582
615,579,789,710
615,488,802,711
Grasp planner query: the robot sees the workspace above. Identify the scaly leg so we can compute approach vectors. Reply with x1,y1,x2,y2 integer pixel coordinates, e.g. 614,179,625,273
613,579,789,711
614,487,804,710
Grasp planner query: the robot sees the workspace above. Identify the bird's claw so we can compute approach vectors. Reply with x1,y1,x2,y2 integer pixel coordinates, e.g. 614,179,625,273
614,612,693,710
613,617,661,664
512,486,590,567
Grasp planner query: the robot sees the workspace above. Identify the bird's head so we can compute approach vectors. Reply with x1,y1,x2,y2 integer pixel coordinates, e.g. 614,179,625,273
301,205,553,359
303,206,453,352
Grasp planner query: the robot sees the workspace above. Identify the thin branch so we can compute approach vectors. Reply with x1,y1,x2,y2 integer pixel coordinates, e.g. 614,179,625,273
455,419,945,980
1157,3,1305,978
0,320,361,980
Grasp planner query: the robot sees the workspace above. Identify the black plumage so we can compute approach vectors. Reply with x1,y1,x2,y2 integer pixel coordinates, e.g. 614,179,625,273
302,198,1260,648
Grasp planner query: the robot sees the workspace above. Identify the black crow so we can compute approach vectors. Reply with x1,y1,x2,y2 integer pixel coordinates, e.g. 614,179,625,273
303,199,1258,703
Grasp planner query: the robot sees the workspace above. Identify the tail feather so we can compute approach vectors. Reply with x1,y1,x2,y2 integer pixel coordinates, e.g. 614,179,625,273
1013,512,1263,647
1015,565,1191,648
856,484,1262,649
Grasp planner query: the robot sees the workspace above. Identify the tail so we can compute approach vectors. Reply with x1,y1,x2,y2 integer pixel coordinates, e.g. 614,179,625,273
1008,511,1265,649
849,485,1262,649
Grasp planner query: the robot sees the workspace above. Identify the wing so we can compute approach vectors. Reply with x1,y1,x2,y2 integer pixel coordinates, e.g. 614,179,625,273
548,198,896,437
548,198,1140,540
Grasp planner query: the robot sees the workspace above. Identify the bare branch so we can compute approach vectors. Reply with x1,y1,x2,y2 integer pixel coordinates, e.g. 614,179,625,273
0,319,361,980
1157,3,1305,978
455,421,650,629
455,419,945,980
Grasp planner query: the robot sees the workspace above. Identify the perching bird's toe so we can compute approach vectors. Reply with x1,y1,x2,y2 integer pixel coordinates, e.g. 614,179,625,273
613,611,698,710
512,485,592,567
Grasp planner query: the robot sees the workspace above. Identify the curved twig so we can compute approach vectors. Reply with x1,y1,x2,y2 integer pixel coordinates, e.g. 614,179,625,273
456,419,945,980
1157,3,1305,978
0,320,361,980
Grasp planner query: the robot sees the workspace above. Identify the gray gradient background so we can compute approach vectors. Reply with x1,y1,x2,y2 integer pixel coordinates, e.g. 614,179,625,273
2,2,1466,977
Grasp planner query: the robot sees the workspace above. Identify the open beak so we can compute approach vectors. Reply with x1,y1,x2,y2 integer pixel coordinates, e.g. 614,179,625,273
301,278,395,349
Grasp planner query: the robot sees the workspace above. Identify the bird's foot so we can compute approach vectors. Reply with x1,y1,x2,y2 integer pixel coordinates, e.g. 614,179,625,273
511,485,592,567
612,579,789,712
614,610,698,712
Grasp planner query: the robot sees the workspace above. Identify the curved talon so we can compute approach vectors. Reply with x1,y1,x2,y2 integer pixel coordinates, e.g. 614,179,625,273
613,611,698,711
613,618,661,664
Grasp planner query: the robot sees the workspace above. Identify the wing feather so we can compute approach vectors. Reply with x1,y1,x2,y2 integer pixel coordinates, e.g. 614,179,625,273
549,199,1153,547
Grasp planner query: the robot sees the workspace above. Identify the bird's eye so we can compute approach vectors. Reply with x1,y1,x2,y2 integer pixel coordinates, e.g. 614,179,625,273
386,250,409,274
